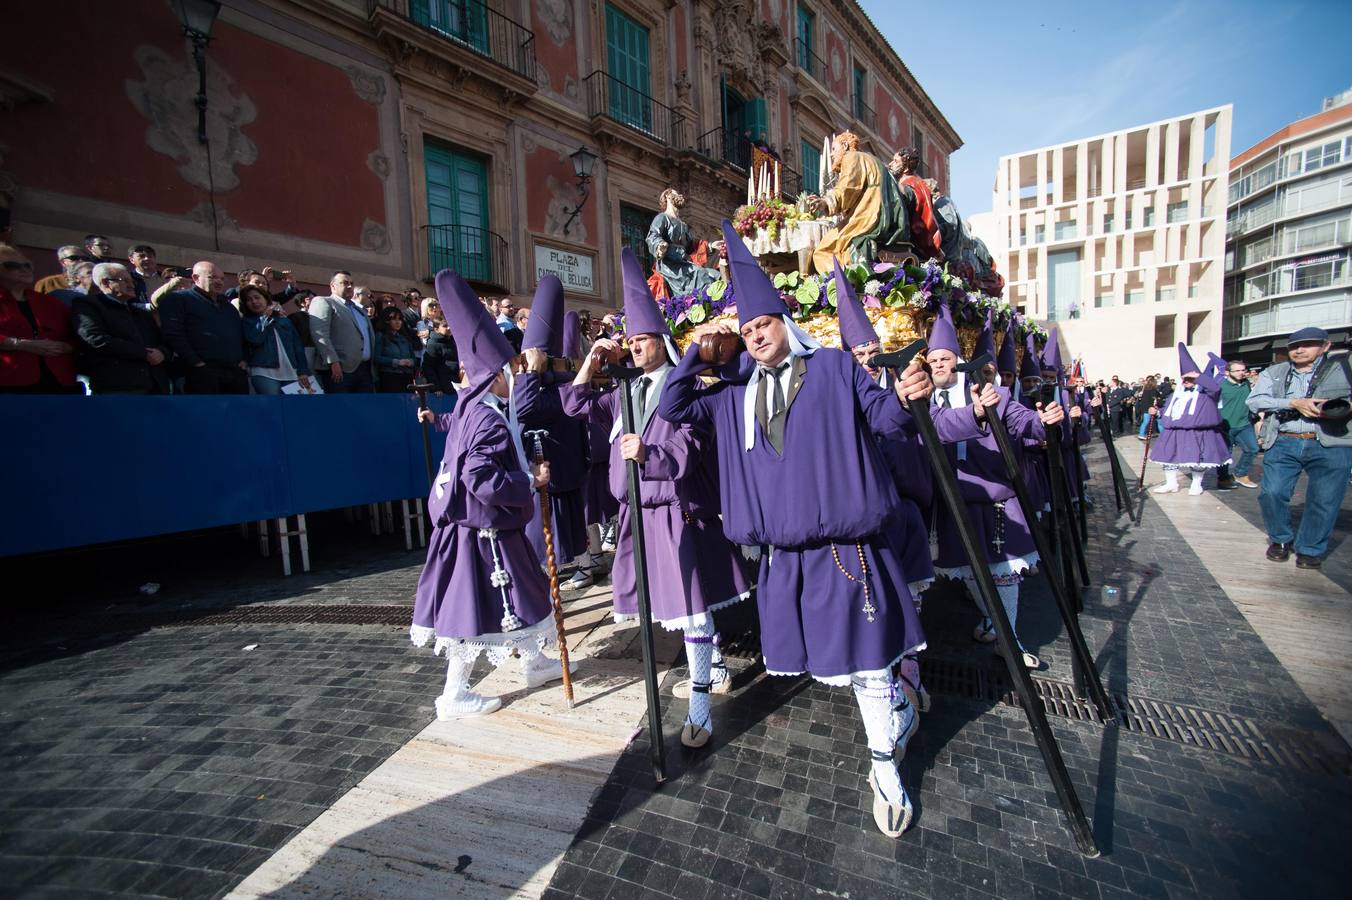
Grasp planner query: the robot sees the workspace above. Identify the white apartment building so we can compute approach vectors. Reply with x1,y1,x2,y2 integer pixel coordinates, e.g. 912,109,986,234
1222,98,1352,365
972,107,1233,379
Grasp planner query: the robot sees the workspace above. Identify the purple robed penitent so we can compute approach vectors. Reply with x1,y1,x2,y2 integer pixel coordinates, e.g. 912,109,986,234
1151,344,1230,467
516,371,590,561
564,378,750,628
931,380,1046,578
660,345,981,682
410,270,554,658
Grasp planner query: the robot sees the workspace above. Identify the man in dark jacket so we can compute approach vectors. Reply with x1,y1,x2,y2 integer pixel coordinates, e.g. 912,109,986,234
73,263,169,394
159,261,247,394
1107,376,1133,435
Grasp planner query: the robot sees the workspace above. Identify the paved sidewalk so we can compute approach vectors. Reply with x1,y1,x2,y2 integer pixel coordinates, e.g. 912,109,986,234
2,445,1349,898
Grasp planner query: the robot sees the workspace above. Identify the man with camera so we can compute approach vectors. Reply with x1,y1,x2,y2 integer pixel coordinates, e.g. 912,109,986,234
1247,327,1352,569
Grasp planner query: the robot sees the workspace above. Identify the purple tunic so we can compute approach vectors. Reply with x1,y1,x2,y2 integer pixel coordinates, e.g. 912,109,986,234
873,379,935,595
660,347,976,681
515,372,589,562
1016,395,1052,513
564,376,750,628
412,399,553,652
931,386,1046,578
583,417,620,525
1150,367,1230,466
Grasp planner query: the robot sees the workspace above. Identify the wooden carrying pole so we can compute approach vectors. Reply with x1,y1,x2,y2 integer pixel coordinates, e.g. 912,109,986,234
873,341,1099,857
525,429,576,708
1138,413,1157,489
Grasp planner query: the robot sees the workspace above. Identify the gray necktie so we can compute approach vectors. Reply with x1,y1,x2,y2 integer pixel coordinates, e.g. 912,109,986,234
940,389,952,408
757,363,790,453
636,375,652,422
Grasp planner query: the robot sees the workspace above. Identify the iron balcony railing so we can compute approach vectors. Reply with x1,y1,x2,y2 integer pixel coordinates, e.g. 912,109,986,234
423,223,508,289
695,126,749,171
853,98,876,132
780,164,803,199
370,0,537,83
584,71,686,149
794,38,827,84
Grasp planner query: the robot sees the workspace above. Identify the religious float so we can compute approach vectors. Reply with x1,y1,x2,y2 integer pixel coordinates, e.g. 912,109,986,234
640,132,1047,364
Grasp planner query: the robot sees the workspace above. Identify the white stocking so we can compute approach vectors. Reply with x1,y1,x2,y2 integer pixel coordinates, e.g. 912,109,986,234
851,670,903,801
1162,468,1179,491
441,654,471,701
966,577,1023,648
684,620,715,729
710,633,728,687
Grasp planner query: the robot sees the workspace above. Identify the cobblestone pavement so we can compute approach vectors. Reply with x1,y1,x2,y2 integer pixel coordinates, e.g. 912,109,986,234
2,441,1349,899
544,443,1352,900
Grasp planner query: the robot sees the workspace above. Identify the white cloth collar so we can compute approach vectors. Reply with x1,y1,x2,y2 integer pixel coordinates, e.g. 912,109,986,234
609,363,673,443
932,368,971,460
739,315,820,451
1163,387,1199,420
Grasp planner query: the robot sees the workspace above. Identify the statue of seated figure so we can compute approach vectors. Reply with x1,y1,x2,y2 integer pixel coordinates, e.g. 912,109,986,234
646,189,722,298
808,131,910,274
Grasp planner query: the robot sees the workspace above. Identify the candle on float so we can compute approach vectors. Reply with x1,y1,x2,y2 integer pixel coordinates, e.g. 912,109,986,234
747,169,754,205
820,135,830,193
774,161,780,197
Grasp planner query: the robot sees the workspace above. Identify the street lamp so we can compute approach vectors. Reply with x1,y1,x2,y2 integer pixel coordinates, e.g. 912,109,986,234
561,146,598,236
175,0,222,145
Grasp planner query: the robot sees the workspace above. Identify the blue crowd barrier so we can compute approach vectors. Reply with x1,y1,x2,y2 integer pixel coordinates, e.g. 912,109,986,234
3,393,455,557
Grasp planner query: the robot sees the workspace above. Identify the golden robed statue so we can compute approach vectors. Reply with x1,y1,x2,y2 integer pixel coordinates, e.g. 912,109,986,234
808,131,911,275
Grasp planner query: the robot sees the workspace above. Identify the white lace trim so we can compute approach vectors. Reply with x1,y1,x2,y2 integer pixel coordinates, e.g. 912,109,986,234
907,578,935,598
612,589,751,631
409,615,556,666
764,643,925,688
934,552,1038,583
1158,461,1227,470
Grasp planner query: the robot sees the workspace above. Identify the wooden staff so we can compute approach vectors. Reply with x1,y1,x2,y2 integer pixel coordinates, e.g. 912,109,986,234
409,379,436,486
1137,412,1157,490
525,428,575,707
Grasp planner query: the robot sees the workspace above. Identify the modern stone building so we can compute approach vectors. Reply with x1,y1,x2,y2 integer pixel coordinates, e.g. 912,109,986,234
1222,95,1352,366
1,0,958,312
972,107,1232,379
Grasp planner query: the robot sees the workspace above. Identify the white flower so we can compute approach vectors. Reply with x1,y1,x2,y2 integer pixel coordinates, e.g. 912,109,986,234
864,280,882,297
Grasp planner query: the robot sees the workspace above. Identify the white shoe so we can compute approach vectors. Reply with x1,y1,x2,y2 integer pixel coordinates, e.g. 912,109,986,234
435,692,501,719
1189,481,1205,496
1152,483,1179,494
867,769,913,838
561,568,594,592
600,522,618,552
891,700,919,760
680,719,711,748
523,652,578,688
1021,650,1042,670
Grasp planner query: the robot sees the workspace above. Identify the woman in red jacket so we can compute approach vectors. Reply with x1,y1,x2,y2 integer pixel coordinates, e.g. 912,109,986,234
0,244,78,393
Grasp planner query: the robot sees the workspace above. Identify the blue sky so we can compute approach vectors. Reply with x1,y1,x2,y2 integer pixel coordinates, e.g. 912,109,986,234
862,0,1352,216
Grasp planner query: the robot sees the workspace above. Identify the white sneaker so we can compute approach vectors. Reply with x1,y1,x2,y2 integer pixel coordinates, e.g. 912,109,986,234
867,769,913,838
435,692,501,719
523,652,578,688
1152,483,1179,494
891,700,919,759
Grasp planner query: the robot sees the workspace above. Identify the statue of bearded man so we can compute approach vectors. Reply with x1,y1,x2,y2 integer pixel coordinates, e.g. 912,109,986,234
809,131,909,274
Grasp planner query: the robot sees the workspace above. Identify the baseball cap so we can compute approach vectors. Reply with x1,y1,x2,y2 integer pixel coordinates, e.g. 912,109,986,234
1286,326,1329,345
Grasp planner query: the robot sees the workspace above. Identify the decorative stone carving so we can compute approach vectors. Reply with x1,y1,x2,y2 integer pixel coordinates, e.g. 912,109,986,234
714,0,762,94
367,151,391,180
187,202,240,231
535,0,574,46
544,172,588,242
126,45,258,193
674,69,691,107
345,66,386,105
361,218,391,253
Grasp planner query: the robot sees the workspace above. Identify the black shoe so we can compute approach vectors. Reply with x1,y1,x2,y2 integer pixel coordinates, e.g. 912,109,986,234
1265,542,1292,562
1296,554,1322,570
1216,478,1236,490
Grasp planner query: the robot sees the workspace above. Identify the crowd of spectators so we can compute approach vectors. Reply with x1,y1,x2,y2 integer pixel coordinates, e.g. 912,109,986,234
0,235,637,400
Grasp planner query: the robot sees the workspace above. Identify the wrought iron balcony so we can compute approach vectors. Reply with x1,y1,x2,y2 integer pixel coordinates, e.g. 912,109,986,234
780,164,803,200
584,71,686,149
369,0,537,84
793,38,827,84
853,98,876,132
695,126,750,171
422,223,509,292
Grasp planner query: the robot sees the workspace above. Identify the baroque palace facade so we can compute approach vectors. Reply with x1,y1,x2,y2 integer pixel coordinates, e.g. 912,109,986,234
1,0,958,311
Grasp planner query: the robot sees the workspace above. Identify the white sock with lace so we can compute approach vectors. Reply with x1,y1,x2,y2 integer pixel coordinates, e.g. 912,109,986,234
1162,468,1179,491
852,670,903,801
516,641,544,673
710,633,728,687
684,620,715,729
441,653,471,701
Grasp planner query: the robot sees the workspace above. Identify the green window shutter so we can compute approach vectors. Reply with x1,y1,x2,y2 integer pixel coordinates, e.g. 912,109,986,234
801,140,821,194
412,0,488,54
747,97,768,144
425,144,492,283
606,3,652,132
796,4,814,65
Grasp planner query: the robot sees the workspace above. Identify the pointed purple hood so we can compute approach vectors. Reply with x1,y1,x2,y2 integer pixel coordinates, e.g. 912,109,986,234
722,219,789,327
621,247,667,337
997,317,1018,374
926,303,961,356
562,310,582,359
1041,327,1063,373
436,269,513,402
1177,342,1201,377
522,274,564,355
832,258,878,349
973,311,996,362
1019,330,1042,379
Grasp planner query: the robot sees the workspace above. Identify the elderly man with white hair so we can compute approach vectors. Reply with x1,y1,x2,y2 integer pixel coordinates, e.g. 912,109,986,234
72,263,169,394
34,245,89,295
